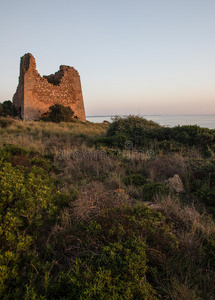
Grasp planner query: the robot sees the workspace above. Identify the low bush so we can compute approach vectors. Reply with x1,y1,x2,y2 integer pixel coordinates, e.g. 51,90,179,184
189,159,215,187
158,140,184,153
107,115,160,137
141,182,169,201
50,104,75,123
0,144,54,171
123,173,147,187
0,101,17,117
72,182,134,221
0,161,68,298
46,104,75,123
194,184,215,215
145,154,188,181
50,205,178,299
104,116,215,151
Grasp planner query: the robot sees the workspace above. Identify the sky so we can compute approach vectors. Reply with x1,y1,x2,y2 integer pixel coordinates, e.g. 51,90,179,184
0,0,215,116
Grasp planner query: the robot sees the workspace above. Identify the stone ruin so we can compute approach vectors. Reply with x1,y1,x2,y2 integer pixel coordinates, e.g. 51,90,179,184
13,53,86,121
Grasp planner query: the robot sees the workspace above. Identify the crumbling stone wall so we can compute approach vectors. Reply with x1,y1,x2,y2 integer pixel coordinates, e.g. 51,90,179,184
13,53,86,121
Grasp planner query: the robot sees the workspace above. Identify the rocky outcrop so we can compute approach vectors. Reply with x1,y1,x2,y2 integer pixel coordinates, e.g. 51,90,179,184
13,53,86,121
165,174,184,193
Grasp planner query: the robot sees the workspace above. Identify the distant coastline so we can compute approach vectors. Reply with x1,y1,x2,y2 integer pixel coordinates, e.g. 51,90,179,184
86,114,215,129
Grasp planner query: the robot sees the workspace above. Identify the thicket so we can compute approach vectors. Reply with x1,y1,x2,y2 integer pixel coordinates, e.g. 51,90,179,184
0,144,69,299
41,104,75,123
0,100,17,117
98,115,215,155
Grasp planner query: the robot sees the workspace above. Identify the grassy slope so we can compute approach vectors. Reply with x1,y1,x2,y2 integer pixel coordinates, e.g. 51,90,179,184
0,118,215,299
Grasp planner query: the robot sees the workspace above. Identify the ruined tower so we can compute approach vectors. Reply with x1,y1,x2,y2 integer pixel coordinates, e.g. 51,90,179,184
13,53,86,121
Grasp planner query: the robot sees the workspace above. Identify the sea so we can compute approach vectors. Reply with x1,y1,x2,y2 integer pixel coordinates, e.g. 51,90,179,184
86,115,215,129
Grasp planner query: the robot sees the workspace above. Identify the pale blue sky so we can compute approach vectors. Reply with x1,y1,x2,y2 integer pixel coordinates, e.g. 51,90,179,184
0,0,215,115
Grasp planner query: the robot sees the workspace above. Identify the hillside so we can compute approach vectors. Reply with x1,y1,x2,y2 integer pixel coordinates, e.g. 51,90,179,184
0,116,215,299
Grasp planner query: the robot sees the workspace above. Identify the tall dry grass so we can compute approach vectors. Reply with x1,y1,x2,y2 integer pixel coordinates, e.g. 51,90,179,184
155,194,215,238
71,181,135,221
0,120,107,153
145,153,188,182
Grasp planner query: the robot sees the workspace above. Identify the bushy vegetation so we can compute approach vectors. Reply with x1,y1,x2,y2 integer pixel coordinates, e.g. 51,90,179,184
0,100,17,117
123,173,147,187
101,115,215,154
0,145,70,298
42,104,75,123
141,182,169,201
0,116,215,299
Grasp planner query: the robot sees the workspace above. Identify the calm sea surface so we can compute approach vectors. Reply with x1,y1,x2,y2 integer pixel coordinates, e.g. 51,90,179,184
87,115,215,129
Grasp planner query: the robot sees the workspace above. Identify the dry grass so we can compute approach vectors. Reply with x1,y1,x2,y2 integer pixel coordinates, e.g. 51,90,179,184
54,146,127,191
153,194,215,299
167,277,199,300
71,182,135,221
0,120,107,153
145,153,188,181
155,194,215,238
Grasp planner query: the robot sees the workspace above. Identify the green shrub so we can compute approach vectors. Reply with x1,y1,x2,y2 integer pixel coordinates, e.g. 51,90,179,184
0,144,46,170
50,206,178,299
170,125,215,147
0,100,17,117
0,143,37,157
202,235,215,265
0,161,61,298
195,184,215,207
0,144,57,173
95,134,128,149
48,104,75,123
189,159,215,188
141,182,169,201
106,115,161,148
107,115,160,137
158,140,184,153
104,116,215,150
124,174,147,187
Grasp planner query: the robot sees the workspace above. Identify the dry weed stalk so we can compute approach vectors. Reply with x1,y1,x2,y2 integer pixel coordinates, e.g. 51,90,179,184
155,194,215,238
72,182,135,221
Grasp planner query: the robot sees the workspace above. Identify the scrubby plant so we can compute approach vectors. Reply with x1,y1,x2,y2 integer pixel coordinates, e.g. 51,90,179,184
107,115,161,137
49,205,178,299
0,162,64,298
123,173,147,187
141,182,169,201
48,104,75,123
0,100,17,117
0,145,70,298
194,184,215,215
72,182,134,221
187,159,215,214
103,116,215,151
158,140,184,153
106,115,161,148
145,154,188,182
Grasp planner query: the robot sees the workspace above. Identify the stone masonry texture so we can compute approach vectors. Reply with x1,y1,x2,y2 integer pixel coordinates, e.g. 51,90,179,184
13,53,86,121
